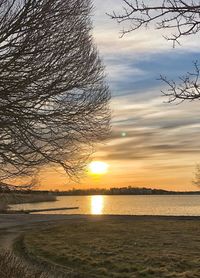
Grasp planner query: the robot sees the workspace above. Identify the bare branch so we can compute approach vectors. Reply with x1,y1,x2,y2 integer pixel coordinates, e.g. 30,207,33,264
0,0,110,181
193,164,200,187
109,1,200,103
108,0,200,45
160,61,200,103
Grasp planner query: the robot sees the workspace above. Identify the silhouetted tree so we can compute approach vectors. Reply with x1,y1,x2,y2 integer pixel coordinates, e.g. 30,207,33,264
193,164,200,187
0,0,110,181
109,0,200,102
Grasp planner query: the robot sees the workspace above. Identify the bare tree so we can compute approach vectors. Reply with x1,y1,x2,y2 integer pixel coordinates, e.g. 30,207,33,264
109,0,200,102
193,164,200,187
0,0,110,181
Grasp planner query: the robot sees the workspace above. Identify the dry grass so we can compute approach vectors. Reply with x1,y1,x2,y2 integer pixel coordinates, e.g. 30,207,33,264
0,250,74,278
0,250,49,278
23,218,200,278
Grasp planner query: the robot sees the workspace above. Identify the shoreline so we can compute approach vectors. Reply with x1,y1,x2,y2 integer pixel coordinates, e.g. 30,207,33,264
0,192,57,213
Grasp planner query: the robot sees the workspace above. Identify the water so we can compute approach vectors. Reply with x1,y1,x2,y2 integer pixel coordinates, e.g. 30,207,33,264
10,195,200,216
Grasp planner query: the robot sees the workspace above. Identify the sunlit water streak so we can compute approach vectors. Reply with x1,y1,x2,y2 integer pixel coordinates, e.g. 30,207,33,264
91,196,104,214
10,195,200,216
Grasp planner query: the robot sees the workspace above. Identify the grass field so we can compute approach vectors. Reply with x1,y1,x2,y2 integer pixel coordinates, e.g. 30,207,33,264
22,217,200,278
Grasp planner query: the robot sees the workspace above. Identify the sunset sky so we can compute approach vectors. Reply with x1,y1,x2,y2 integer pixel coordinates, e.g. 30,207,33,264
40,0,200,191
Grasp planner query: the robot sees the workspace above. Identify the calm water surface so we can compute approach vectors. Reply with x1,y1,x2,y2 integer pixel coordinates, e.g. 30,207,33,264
10,195,200,216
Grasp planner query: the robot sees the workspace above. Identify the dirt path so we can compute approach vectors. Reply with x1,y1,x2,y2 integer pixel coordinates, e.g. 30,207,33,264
0,214,84,251
0,213,106,254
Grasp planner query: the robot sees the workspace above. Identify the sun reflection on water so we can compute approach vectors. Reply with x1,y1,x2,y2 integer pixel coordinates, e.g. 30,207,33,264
91,196,104,215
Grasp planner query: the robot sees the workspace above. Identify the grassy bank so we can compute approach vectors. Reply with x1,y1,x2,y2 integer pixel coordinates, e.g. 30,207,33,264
22,217,200,278
0,193,56,212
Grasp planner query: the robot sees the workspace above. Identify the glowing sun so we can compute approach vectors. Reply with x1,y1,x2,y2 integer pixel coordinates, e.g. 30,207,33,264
88,161,109,175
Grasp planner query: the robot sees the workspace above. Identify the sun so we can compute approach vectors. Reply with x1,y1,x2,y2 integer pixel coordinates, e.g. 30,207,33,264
88,161,109,175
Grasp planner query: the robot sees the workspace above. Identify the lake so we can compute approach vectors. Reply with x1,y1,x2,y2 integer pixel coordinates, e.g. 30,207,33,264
10,195,200,216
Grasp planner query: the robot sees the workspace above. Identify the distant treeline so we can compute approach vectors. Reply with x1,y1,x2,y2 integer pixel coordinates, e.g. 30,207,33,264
1,183,200,196
53,187,200,196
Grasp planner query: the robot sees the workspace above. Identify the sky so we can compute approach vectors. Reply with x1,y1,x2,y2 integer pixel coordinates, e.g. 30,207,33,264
40,0,200,191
